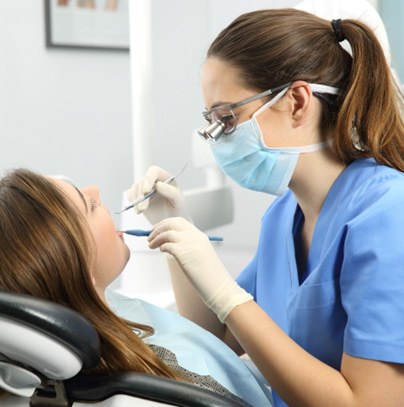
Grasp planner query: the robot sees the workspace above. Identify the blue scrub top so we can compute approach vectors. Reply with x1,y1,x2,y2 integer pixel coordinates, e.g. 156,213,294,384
237,158,404,406
106,290,273,407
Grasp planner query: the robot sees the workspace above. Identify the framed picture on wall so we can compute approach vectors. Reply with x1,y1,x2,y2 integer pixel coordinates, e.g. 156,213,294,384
44,0,129,51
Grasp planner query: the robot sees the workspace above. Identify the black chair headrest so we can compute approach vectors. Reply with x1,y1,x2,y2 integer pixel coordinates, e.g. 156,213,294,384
0,291,100,369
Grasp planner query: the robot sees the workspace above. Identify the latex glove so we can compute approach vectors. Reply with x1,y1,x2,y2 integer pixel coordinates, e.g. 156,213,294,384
148,217,253,322
126,166,191,225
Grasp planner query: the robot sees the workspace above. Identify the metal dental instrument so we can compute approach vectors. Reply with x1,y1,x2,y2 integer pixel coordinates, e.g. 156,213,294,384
121,229,223,242
116,164,188,215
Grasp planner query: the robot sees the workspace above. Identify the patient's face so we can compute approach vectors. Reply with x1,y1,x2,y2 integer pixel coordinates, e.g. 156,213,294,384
51,179,130,295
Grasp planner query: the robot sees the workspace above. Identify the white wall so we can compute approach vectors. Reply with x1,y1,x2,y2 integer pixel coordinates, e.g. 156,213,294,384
379,0,404,83
0,0,132,215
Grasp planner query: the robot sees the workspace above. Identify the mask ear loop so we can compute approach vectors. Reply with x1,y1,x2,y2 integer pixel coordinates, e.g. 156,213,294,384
253,83,340,119
252,87,290,118
265,139,333,154
310,84,341,95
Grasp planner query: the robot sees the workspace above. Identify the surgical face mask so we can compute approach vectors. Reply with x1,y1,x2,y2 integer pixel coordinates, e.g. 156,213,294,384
208,84,338,196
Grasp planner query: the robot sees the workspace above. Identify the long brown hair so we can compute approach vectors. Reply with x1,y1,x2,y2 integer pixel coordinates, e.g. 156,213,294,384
207,8,404,171
0,168,181,379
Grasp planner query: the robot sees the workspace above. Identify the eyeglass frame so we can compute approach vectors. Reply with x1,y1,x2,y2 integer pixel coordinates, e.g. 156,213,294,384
199,82,341,142
199,83,291,141
202,83,291,122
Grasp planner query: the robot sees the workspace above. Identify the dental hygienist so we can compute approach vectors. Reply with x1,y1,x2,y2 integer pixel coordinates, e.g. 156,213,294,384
127,9,404,407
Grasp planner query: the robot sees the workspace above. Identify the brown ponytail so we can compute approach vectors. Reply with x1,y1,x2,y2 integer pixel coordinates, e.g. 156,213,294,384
207,8,404,171
334,19,404,170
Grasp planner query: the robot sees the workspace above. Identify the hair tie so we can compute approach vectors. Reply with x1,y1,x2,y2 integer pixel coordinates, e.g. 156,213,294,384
331,19,346,42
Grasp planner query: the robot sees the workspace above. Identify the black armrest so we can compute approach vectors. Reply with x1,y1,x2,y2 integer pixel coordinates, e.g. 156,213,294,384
66,373,248,407
0,291,100,369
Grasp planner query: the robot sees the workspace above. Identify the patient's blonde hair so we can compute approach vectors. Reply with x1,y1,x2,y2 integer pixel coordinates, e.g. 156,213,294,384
0,168,181,379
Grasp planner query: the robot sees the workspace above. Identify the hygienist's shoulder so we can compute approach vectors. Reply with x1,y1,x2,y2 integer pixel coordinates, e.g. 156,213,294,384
261,190,296,223
346,158,404,206
260,158,404,224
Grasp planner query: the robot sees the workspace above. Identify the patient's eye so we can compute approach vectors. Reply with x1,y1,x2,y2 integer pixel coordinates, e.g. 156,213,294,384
90,198,99,211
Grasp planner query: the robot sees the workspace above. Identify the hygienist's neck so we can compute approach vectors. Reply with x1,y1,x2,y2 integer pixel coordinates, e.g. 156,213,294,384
289,146,346,223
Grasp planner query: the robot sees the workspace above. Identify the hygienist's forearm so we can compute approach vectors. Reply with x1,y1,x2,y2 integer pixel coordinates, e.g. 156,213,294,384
226,301,356,407
166,256,243,354
167,255,223,331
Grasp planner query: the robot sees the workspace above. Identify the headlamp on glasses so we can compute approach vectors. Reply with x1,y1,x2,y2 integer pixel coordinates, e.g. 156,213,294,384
199,120,226,141
197,83,291,142
198,108,237,141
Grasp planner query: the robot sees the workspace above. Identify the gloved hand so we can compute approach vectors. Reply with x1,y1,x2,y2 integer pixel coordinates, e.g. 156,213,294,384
126,166,191,225
148,217,253,322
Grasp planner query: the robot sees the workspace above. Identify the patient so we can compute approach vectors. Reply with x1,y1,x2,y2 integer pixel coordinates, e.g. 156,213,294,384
0,168,272,406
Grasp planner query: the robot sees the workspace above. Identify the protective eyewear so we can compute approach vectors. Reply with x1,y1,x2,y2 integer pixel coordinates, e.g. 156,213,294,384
198,83,291,142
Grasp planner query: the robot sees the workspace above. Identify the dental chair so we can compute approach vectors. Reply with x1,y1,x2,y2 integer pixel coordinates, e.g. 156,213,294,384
0,291,245,407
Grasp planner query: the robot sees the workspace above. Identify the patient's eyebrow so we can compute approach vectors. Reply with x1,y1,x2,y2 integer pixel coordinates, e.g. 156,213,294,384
74,186,88,213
